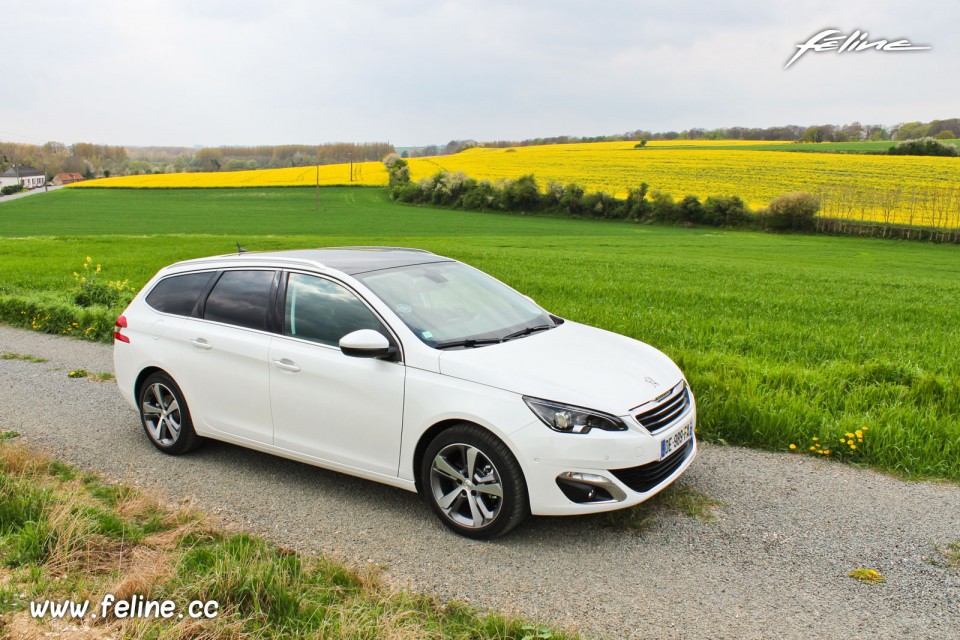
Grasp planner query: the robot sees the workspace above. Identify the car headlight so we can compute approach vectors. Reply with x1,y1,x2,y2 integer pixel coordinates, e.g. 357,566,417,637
523,397,627,434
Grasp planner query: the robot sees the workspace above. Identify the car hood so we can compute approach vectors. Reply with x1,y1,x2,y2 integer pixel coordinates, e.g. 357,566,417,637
437,321,684,416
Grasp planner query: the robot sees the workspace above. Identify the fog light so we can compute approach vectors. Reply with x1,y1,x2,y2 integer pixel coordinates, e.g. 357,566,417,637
555,472,627,504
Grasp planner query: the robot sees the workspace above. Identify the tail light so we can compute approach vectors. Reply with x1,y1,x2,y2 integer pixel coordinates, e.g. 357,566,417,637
114,315,129,343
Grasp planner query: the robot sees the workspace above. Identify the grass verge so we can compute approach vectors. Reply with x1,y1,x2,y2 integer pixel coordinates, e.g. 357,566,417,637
0,441,574,639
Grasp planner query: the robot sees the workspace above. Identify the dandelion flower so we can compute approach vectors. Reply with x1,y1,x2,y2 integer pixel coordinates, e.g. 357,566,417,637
789,444,797,450
840,439,846,444
850,444,857,450
812,437,819,441
855,430,863,437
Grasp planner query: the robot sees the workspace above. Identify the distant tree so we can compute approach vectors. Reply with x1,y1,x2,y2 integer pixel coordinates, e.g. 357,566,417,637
650,191,678,222
839,121,864,141
800,125,837,143
501,175,540,211
760,192,819,231
893,121,930,140
222,159,247,172
702,196,748,227
195,148,222,172
678,195,704,224
888,137,959,157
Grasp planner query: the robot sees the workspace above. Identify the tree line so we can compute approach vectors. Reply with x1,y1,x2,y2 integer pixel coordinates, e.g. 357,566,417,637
402,117,959,158
0,141,128,179
0,141,396,179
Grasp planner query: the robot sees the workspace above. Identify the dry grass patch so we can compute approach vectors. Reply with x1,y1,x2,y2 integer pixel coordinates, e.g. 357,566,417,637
0,441,575,640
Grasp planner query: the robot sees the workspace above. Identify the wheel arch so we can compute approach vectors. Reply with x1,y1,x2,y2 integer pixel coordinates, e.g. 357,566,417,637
412,418,524,495
413,419,467,494
134,366,165,401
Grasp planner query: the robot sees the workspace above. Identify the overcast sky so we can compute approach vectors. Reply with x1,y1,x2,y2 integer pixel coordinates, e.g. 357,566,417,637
1,1,955,147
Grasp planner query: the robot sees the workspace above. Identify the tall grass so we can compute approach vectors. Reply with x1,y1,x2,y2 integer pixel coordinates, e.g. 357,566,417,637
0,441,571,639
0,187,958,480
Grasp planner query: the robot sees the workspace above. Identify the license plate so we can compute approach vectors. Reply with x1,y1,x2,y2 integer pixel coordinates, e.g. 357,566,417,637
660,422,693,460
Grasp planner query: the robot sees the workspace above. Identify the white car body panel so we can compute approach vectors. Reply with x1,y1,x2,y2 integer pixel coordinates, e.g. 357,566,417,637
269,333,406,476
438,320,684,415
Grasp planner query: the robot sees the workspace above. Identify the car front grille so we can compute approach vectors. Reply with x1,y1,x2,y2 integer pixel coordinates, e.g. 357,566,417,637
608,439,694,493
633,382,690,433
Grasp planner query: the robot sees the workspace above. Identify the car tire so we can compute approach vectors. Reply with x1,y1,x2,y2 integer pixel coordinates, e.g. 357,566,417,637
138,372,200,455
420,424,529,539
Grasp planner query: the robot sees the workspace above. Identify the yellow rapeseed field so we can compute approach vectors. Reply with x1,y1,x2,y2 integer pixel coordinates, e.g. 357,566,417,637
409,141,958,204
76,161,387,188
75,141,960,226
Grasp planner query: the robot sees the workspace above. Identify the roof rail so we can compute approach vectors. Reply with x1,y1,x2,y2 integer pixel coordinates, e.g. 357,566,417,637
324,246,432,253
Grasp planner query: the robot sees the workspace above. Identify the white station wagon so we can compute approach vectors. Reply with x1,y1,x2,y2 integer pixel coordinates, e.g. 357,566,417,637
114,248,696,538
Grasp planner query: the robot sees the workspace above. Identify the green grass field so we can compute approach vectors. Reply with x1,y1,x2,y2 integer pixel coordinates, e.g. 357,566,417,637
1,187,958,480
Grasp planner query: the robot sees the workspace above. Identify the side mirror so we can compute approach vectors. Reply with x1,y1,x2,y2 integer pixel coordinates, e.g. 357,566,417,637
339,329,395,359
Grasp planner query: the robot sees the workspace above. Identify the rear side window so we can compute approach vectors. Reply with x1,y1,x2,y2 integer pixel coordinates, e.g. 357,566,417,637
145,272,216,316
204,270,276,331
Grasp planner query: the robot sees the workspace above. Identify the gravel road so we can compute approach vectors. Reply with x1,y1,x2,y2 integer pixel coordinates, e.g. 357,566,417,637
1,325,958,639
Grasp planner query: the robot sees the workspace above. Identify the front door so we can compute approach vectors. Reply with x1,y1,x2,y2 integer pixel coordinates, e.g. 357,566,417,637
269,273,405,476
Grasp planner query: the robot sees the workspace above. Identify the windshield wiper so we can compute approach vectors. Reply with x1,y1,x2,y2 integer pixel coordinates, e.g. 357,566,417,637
435,324,555,350
500,324,555,342
434,337,503,350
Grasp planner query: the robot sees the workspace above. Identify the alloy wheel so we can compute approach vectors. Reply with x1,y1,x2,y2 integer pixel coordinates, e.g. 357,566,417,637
429,443,504,528
141,382,182,446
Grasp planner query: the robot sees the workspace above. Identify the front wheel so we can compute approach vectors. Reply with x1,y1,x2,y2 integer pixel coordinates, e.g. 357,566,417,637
420,424,529,539
138,372,199,455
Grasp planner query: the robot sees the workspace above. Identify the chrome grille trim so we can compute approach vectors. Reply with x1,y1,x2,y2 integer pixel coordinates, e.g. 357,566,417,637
632,381,691,434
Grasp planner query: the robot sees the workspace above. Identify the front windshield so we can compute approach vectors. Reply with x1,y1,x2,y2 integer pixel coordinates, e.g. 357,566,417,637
356,261,555,347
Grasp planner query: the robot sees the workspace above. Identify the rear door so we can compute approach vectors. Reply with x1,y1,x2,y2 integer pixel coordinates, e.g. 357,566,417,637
269,272,406,476
176,269,278,445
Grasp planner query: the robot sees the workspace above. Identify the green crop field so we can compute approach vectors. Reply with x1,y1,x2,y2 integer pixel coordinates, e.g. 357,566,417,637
1,187,958,480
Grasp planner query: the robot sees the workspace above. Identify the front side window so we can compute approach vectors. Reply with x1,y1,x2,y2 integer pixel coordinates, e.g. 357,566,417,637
203,270,276,331
145,271,216,317
284,273,384,347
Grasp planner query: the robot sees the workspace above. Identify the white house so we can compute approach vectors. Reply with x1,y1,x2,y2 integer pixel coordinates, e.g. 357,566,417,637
0,166,46,189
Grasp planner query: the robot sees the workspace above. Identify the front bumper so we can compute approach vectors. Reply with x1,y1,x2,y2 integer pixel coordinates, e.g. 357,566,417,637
510,406,698,516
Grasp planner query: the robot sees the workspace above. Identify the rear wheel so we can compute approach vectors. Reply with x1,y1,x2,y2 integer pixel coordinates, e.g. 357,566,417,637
420,424,529,539
138,372,199,455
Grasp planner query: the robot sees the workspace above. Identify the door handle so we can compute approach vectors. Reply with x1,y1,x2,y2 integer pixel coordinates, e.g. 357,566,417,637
190,338,213,350
272,358,301,373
